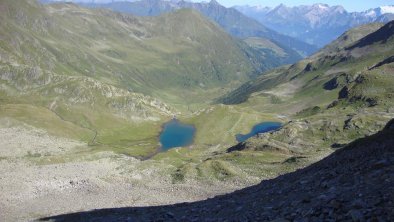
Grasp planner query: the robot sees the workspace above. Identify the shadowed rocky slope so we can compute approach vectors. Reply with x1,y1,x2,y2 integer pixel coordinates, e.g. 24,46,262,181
40,119,394,221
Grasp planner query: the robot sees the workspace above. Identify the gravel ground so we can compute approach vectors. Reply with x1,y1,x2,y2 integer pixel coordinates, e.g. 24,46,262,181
38,119,394,222
0,126,84,157
0,122,246,221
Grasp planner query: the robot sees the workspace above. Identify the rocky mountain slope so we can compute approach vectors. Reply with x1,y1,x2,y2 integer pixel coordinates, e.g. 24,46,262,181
1,2,394,221
220,20,394,106
235,4,394,47
33,13,394,222
1,0,266,101
0,0,281,157
208,21,394,214
39,119,394,221
46,0,317,59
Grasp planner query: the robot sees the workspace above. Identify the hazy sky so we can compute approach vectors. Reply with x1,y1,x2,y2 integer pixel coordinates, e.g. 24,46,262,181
213,0,394,12
70,0,394,12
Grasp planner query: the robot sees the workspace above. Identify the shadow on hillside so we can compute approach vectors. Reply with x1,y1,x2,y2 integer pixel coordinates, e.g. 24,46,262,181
37,179,266,221
38,120,394,222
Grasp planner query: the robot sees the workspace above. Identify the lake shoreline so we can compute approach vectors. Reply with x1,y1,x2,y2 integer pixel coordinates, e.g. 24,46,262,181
142,118,197,160
236,122,282,142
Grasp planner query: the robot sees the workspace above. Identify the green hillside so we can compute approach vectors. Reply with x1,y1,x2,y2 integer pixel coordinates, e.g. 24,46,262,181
0,0,268,105
0,0,277,157
219,22,392,105
215,21,394,159
1,2,394,220
64,0,317,58
150,19,394,185
1,0,393,177
1,0,393,175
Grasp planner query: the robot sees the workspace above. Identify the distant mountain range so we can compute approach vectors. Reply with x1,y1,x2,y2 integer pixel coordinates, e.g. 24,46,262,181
0,0,270,117
42,0,318,59
234,4,394,47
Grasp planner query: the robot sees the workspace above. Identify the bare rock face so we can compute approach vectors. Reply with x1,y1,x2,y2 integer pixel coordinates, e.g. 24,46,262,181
323,72,353,90
338,86,350,99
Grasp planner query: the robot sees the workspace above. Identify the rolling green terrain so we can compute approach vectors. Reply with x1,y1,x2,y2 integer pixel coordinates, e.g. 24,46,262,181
0,0,277,102
220,22,393,109
62,0,317,58
165,21,394,183
1,1,394,220
1,0,393,184
216,20,394,165
0,0,279,158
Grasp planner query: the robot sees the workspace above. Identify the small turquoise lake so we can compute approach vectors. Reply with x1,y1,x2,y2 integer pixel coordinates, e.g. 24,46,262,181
159,120,280,152
159,119,196,151
236,122,282,142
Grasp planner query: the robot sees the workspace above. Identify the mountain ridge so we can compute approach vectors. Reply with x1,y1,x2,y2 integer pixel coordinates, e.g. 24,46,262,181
0,0,277,158
235,4,394,47
1,2,394,221
1,0,268,101
42,0,317,58
219,20,394,105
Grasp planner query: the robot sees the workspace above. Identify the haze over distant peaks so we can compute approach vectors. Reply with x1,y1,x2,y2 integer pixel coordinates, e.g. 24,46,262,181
380,5,394,14
364,5,394,17
234,4,394,47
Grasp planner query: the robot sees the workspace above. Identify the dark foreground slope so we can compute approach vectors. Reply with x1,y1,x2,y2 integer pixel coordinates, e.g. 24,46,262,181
40,119,394,221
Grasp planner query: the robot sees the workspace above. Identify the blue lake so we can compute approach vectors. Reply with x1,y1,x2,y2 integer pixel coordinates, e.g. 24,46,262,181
159,119,196,151
236,122,282,142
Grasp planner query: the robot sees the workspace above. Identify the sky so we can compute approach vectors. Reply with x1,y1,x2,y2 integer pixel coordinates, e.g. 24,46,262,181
212,0,394,12
68,0,394,12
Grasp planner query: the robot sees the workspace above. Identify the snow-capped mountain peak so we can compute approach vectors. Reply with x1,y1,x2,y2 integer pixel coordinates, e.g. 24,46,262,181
233,3,394,47
316,3,329,10
254,5,271,12
380,5,394,14
363,6,394,18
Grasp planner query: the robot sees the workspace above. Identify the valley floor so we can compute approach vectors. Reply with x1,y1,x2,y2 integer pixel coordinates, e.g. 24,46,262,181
1,2,394,221
0,120,257,221
39,121,394,222
1,91,392,221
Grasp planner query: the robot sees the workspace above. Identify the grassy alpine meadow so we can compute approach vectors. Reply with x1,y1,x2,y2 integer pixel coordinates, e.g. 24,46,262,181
1,1,394,220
